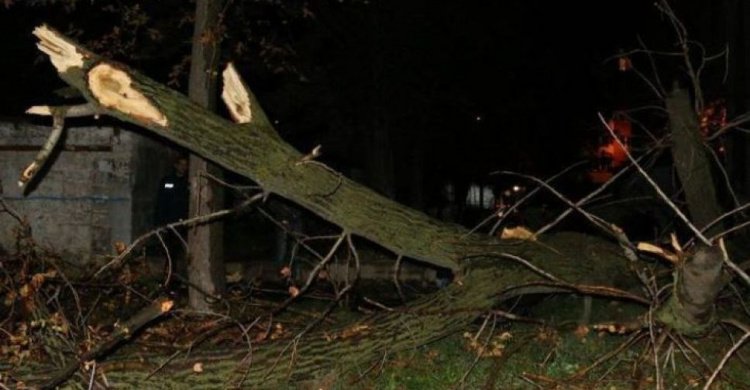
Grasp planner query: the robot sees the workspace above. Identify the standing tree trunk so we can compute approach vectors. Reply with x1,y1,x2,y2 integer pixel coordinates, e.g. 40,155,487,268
186,0,225,310
666,85,724,236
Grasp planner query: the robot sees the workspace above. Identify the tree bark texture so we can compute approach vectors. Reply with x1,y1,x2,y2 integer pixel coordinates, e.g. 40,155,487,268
15,234,636,389
666,86,724,236
186,0,225,310
28,26,734,388
656,245,726,336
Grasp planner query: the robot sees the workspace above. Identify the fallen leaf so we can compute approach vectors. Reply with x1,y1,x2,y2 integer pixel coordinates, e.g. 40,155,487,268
160,300,175,313
618,56,632,72
573,325,589,339
114,241,127,254
501,226,535,240
31,270,57,289
288,286,300,297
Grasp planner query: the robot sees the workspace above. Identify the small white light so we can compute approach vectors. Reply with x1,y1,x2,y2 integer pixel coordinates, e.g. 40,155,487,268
512,185,521,192
164,183,174,189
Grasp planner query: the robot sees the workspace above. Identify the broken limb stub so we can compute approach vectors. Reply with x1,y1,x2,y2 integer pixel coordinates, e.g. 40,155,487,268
88,63,168,127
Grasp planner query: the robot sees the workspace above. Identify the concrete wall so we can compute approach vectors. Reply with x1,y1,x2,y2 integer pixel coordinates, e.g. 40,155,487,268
0,120,171,262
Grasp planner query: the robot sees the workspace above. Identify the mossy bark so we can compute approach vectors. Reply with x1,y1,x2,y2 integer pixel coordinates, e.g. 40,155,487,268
19,236,630,389
25,26,730,389
656,245,727,336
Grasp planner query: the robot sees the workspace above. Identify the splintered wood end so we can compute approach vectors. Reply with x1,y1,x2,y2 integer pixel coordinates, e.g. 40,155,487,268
33,25,85,73
88,63,168,127
221,63,253,124
26,106,53,116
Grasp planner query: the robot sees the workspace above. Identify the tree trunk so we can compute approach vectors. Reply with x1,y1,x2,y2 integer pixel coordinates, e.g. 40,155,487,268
186,0,225,310
21,234,637,389
656,244,727,336
666,86,724,236
29,26,738,388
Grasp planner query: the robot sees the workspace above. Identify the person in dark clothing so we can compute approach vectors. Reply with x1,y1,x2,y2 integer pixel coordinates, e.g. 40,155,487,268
266,197,304,281
154,156,190,282
155,156,190,227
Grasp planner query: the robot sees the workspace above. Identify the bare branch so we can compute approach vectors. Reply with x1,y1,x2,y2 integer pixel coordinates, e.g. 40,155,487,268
272,232,347,314
702,330,750,390
94,194,262,277
494,170,615,238
534,152,649,237
18,107,65,187
637,35,666,96
598,113,710,246
470,160,586,237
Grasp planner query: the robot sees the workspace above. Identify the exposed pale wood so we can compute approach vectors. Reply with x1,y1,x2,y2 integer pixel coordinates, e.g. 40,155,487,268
88,63,168,127
26,103,99,118
222,63,253,124
33,25,84,72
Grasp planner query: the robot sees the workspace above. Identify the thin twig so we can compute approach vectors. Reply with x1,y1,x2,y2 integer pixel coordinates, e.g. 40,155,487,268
711,235,750,288
647,307,662,390
494,253,565,283
0,195,25,224
495,171,615,237
272,232,347,315
483,160,586,236
155,231,173,287
702,330,750,390
656,0,703,112
699,202,750,236
393,255,406,304
455,313,497,389
94,194,262,277
637,35,666,96
727,284,750,319
534,152,649,236
86,361,96,390
598,113,710,245
570,331,646,379
703,141,742,212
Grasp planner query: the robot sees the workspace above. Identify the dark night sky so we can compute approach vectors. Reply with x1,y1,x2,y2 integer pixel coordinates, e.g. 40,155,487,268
0,1,673,179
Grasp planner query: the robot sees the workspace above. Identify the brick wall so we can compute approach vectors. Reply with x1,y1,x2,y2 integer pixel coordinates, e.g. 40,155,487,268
0,119,171,262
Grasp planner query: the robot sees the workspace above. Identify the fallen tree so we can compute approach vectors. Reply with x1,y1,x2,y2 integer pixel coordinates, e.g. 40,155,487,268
5,25,747,388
